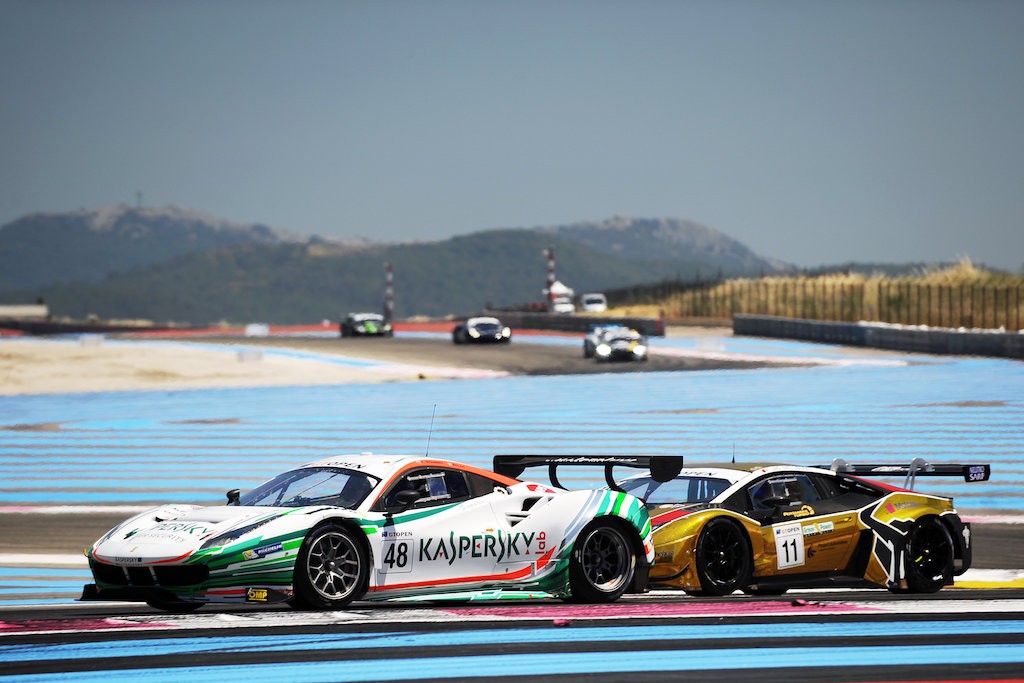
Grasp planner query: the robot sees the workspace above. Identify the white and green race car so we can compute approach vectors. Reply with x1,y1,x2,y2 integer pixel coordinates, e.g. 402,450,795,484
83,453,653,612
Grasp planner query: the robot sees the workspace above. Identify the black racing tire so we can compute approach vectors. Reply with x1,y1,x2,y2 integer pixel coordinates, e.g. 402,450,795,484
567,520,637,603
292,523,369,609
145,597,203,613
694,517,752,596
900,517,955,594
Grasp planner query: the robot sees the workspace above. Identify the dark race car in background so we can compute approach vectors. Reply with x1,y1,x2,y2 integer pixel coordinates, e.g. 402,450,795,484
340,312,393,337
452,316,512,344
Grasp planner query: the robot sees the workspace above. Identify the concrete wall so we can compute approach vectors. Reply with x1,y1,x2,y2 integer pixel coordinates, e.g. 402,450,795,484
733,314,1024,360
484,311,665,337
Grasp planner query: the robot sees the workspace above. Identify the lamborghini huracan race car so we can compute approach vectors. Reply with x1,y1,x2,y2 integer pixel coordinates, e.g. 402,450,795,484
83,454,652,612
495,455,989,596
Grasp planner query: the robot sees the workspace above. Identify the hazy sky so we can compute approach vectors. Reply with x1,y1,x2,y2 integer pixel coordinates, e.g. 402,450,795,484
2,0,1022,270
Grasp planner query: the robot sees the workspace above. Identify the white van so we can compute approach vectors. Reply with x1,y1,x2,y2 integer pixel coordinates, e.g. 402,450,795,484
580,293,608,313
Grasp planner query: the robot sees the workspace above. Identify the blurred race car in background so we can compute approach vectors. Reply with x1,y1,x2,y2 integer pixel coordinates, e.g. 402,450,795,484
452,316,512,344
340,312,392,337
583,325,648,362
496,454,990,597
83,453,654,611
579,292,608,312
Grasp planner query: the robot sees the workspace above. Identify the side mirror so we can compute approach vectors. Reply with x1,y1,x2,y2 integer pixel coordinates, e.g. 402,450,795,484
394,489,421,511
226,489,240,506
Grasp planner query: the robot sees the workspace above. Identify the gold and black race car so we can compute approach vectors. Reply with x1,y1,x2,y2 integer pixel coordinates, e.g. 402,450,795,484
493,455,989,596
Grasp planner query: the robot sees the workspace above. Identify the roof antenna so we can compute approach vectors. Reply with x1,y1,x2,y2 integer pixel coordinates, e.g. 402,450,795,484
425,404,437,456
731,442,736,464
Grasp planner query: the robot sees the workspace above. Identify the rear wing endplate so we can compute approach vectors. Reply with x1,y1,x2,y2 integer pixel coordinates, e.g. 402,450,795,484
822,457,991,490
493,454,683,491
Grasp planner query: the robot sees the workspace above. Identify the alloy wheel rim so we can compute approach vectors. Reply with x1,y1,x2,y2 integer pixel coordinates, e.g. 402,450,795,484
307,532,360,600
582,527,630,592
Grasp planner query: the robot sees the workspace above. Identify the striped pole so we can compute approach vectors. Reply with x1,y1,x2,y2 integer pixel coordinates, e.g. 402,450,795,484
546,248,556,305
384,261,394,322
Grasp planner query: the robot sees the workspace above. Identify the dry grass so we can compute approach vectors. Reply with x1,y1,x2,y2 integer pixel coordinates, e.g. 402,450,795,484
610,260,1024,330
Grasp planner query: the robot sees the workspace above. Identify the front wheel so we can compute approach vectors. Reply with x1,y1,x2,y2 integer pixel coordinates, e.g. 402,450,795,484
898,517,954,594
292,523,368,609
567,520,637,603
694,518,752,596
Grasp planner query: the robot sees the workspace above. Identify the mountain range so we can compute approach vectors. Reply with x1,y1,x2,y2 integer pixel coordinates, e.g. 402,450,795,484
0,206,790,324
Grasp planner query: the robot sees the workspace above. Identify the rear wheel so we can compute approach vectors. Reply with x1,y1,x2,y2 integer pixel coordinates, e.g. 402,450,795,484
899,517,954,594
694,518,752,596
292,523,368,609
567,520,636,603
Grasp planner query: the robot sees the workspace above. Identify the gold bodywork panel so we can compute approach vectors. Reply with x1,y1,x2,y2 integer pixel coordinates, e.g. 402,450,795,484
649,491,956,592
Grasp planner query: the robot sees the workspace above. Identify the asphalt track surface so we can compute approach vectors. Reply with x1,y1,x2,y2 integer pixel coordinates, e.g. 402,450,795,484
204,332,795,374
2,332,1022,681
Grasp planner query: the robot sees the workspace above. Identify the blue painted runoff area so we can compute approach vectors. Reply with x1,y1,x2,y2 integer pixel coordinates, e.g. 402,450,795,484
1,335,1022,513
1,621,1022,663
1,644,1022,681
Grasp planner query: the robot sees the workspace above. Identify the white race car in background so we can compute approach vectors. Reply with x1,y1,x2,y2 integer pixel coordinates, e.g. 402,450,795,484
584,325,649,362
83,454,653,611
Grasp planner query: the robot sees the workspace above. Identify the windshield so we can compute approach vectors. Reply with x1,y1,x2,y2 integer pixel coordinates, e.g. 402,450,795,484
239,467,379,509
620,475,731,505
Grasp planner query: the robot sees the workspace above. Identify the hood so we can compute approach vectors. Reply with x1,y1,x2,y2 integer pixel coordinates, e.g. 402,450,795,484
91,504,295,565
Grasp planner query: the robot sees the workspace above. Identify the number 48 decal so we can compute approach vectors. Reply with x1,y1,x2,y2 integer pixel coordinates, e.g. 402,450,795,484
773,522,805,569
381,540,413,573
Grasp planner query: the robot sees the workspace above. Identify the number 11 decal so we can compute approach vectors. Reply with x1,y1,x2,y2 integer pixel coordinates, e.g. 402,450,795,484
773,522,805,569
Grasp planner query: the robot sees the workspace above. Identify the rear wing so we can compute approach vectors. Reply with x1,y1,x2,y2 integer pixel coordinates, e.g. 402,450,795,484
493,454,683,491
821,457,991,490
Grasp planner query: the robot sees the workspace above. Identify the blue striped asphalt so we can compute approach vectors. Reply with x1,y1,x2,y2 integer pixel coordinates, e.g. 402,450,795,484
1,342,1022,513
0,585,85,595
0,569,88,577
2,644,1023,681
0,492,245,503
2,621,1022,663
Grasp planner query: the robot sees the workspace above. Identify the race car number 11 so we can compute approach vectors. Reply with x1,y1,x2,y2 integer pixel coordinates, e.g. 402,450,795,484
773,522,805,569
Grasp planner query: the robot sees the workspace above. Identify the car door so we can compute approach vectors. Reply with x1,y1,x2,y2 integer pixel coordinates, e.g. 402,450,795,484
747,473,861,576
369,467,505,593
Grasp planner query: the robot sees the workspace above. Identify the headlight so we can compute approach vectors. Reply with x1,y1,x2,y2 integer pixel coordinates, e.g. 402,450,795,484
633,345,647,356
596,343,611,357
501,327,511,337
199,514,283,550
